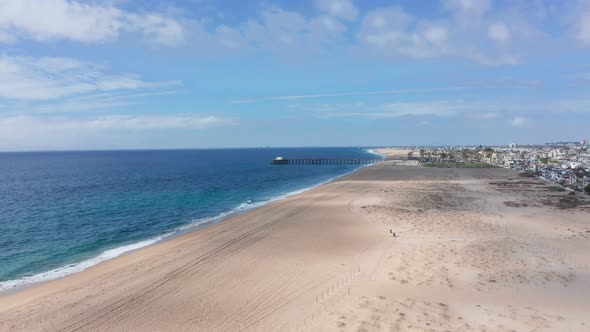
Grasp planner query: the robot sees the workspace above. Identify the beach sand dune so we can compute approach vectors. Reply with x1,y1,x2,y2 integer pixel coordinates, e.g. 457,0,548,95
1,163,589,331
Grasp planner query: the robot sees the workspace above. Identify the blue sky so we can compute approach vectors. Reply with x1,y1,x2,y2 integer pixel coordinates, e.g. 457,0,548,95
0,0,589,150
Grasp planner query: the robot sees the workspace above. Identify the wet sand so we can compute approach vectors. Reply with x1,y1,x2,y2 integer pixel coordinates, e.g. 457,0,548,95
1,157,589,331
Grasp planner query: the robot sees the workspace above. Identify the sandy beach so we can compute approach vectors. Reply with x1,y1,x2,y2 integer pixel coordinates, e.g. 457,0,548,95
1,149,589,331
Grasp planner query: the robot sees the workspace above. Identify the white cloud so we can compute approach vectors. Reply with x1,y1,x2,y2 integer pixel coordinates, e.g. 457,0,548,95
0,115,236,131
292,97,590,120
0,115,237,151
423,26,448,46
315,0,358,21
358,6,449,58
443,0,491,19
356,3,521,64
564,72,590,81
309,16,347,36
29,90,182,114
259,7,309,45
215,25,243,49
577,12,590,44
362,6,413,36
468,52,520,66
143,1,540,67
359,1,520,65
0,30,15,43
436,0,543,65
375,101,458,117
86,115,237,130
198,1,546,66
209,6,347,53
488,22,511,44
310,100,463,118
510,116,527,127
228,86,471,104
0,0,185,46
131,13,185,47
0,55,180,101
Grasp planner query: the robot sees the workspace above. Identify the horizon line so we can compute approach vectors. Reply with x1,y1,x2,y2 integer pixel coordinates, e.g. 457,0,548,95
1,142,581,154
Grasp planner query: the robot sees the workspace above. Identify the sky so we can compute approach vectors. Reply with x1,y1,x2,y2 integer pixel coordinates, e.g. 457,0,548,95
0,0,589,151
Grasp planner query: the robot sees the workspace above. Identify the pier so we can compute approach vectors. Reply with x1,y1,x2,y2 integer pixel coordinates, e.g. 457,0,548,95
272,157,382,165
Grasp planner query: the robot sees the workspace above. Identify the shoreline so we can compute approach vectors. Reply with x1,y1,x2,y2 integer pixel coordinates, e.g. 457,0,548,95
1,155,589,331
3,148,584,331
0,150,385,296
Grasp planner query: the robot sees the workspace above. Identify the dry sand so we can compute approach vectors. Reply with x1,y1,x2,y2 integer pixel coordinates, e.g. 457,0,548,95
373,148,414,159
1,156,590,331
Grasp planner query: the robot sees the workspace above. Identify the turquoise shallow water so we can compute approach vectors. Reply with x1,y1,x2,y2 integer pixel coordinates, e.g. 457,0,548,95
0,147,378,290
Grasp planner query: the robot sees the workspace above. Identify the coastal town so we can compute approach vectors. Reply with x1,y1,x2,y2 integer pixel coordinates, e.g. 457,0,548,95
411,139,590,194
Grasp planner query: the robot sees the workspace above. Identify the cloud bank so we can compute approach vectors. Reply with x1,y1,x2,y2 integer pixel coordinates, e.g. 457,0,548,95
0,115,238,151
0,0,185,46
0,54,180,101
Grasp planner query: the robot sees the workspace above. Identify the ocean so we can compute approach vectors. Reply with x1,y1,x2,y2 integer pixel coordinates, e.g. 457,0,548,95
0,147,379,291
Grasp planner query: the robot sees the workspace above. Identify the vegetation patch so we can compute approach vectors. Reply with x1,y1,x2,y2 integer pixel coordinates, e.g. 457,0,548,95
542,195,590,210
547,186,565,192
519,172,535,178
504,201,528,207
423,162,497,168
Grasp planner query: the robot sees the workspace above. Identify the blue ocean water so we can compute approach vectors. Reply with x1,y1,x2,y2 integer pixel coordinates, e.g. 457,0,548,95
0,148,378,290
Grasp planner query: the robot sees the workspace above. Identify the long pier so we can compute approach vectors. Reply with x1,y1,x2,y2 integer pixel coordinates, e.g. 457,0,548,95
272,158,382,165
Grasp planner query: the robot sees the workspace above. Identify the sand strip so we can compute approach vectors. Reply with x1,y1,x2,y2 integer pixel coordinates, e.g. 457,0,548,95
1,162,589,331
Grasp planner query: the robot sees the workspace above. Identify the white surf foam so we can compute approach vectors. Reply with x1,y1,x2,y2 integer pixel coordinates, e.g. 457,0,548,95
0,200,265,293
0,161,372,293
0,233,172,292
175,200,265,233
366,148,386,158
